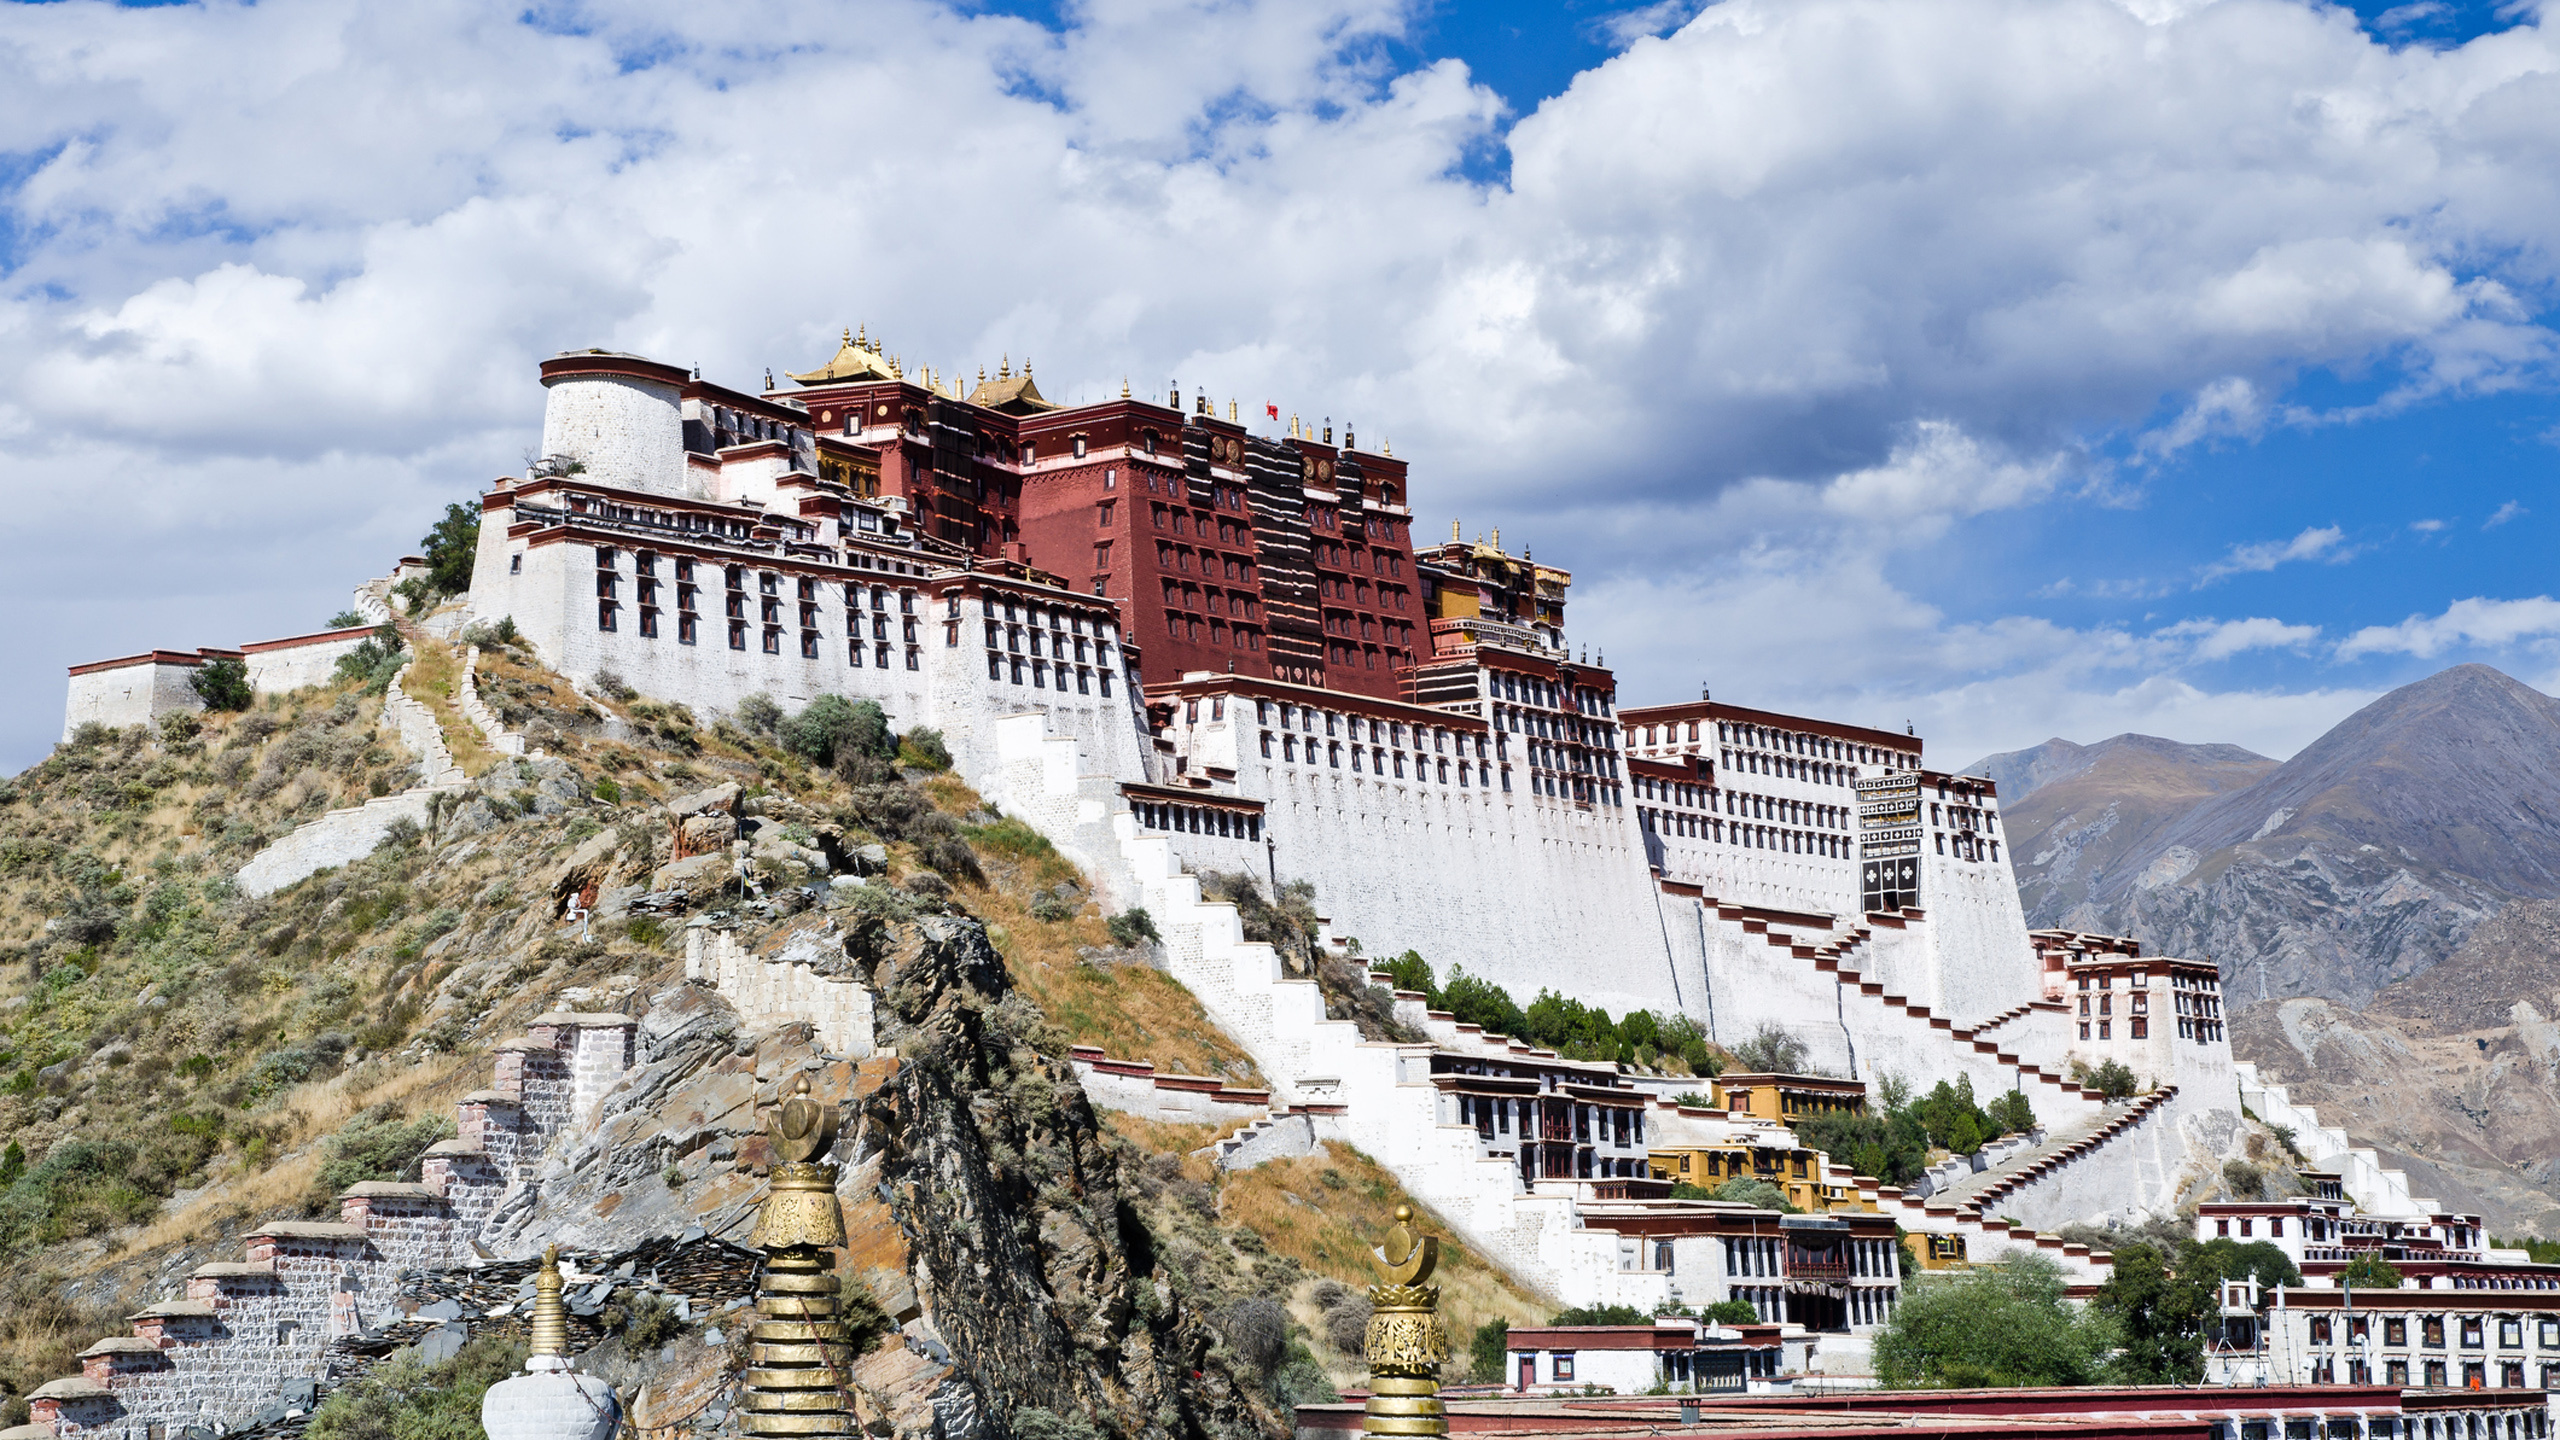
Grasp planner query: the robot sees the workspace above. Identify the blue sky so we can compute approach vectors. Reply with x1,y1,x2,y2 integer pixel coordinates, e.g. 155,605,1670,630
5,0,2560,769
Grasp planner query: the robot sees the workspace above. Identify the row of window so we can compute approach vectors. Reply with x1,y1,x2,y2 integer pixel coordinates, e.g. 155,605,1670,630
1148,502,1252,546
1153,541,1255,583
1495,703,1617,750
1262,730,1497,788
984,650,1113,695
1133,801,1258,840
2313,1315,2560,1350
1160,580,1261,620
1642,808,1857,861
2214,1413,2542,1439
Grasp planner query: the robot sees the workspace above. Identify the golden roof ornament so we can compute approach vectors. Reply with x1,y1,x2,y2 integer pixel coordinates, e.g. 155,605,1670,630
529,1244,569,1358
743,1075,854,1438
786,329,901,387
480,1245,618,1440
1361,1206,1447,1437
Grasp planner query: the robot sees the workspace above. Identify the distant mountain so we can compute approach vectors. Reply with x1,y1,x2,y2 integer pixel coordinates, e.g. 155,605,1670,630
2088,665,2560,1007
1963,734,2278,928
1986,665,2560,1234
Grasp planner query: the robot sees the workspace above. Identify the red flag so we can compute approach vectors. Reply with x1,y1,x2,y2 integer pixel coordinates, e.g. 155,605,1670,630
1266,403,1279,420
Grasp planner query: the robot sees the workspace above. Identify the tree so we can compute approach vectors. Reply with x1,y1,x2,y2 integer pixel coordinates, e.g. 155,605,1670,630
1731,1022,1811,1075
1699,1300,1759,1326
1551,1303,1649,1326
2337,1253,2403,1291
1469,1320,1510,1380
2183,1238,2302,1293
1379,950,1436,998
1711,1177,1799,1213
420,501,480,596
778,695,893,768
1872,1253,2113,1388
2093,1242,2209,1383
189,657,252,712
2076,1059,2138,1100
1438,966,1530,1039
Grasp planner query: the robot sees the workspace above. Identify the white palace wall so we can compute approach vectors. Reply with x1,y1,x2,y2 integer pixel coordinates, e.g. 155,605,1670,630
1162,703,1681,1019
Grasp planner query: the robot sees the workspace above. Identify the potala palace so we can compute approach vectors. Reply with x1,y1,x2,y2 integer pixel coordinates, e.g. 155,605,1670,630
44,337,2560,1432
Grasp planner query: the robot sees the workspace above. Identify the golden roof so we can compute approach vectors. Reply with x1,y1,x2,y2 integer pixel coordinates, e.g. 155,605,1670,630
787,327,900,385
966,356,1060,415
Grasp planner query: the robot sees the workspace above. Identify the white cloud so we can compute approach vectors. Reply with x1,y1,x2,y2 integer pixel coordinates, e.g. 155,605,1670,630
1,0,2559,761
2486,500,2527,528
2195,525,2356,585
2411,517,2447,532
2337,596,2560,658
2156,616,2323,661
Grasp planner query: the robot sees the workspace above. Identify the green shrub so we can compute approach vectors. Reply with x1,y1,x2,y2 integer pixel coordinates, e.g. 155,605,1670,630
306,1330,524,1440
1551,1303,1648,1326
779,695,894,769
1105,908,1160,947
334,625,407,693
313,1108,455,1202
1711,1177,1797,1213
898,726,952,770
1469,1319,1509,1380
192,658,254,712
1700,1299,1759,1325
420,501,481,596
1873,1253,2112,1387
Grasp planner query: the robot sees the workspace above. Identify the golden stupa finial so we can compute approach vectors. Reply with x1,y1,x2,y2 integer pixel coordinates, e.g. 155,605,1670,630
1229,399,1238,421
529,1244,569,1359
1451,519,1461,543
1000,353,1011,379
744,1074,852,1437
1121,377,1131,399
841,326,853,347
1491,528,1501,552
1023,356,1032,375
1359,1205,1447,1436
1384,437,1392,457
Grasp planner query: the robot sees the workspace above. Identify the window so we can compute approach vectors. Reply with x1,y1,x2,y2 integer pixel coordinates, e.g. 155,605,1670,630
2389,1319,2409,1346
728,620,747,650
1551,1355,1574,1383
2501,1319,2524,1349
2463,1318,2485,1349
2424,1317,2446,1349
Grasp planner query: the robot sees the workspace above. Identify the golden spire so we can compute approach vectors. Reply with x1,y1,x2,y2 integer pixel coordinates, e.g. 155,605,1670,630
1384,437,1392,457
744,1076,852,1438
1450,519,1461,543
1000,354,1011,379
1121,377,1131,399
1229,399,1238,421
529,1245,569,1359
1360,1206,1447,1437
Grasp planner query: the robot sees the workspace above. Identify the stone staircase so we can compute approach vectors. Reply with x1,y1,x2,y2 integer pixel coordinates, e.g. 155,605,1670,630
2233,1061,2433,1217
22,1013,637,1440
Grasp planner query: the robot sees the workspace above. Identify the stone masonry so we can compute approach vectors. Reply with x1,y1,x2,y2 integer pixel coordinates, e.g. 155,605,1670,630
23,1012,638,1440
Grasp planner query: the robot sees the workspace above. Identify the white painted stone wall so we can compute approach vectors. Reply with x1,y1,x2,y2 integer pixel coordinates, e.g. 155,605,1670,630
1161,706,1676,1019
62,657,202,740
241,631,372,694
541,371,688,496
459,647,529,756
685,926,874,1058
234,789,439,899
470,535,1154,796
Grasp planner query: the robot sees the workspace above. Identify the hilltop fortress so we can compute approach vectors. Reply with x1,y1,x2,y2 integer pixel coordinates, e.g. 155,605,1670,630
64,335,2269,1188
55,337,2532,1402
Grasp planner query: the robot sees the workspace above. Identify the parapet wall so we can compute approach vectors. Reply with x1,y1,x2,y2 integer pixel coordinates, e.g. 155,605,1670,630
25,1011,639,1439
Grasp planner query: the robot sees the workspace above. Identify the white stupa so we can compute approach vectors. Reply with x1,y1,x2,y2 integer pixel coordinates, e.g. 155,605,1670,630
481,1246,619,1440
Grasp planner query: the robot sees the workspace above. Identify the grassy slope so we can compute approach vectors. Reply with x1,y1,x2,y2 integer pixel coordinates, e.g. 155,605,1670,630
0,640,1484,1422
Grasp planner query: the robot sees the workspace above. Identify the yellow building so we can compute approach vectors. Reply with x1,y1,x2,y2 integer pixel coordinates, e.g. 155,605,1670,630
1711,1073,1867,1125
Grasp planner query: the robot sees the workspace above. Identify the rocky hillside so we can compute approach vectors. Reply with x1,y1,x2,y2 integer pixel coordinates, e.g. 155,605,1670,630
0,621,1547,1436
1976,664,2560,1235
1966,734,2277,929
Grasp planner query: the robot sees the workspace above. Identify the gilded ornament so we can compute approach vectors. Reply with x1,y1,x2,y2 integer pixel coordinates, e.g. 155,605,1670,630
743,1077,856,1439
1361,1207,1448,1439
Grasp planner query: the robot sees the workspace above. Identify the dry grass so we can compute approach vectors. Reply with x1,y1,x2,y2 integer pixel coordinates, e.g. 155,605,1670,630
1100,1112,1246,1167
112,1051,474,1258
1222,1142,1551,1365
400,636,497,777
952,799,1260,1081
